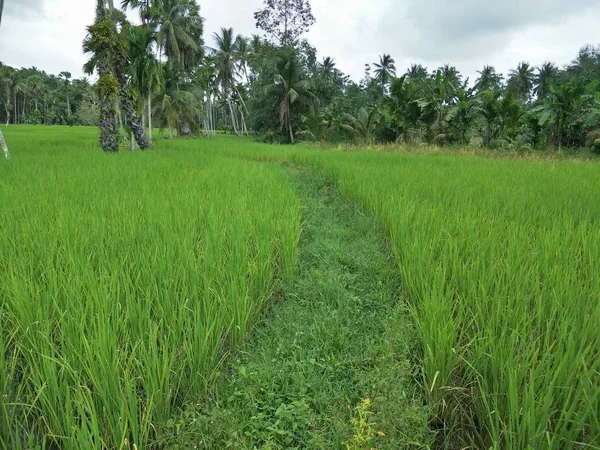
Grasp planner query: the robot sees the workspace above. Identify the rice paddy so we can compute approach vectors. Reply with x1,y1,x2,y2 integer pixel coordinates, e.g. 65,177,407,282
1,126,599,449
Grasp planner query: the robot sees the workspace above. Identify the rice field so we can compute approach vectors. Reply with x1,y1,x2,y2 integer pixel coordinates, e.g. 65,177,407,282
287,150,600,448
1,126,600,449
0,127,300,448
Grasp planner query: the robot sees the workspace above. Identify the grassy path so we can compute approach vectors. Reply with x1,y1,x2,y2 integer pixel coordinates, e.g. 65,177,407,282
162,166,431,449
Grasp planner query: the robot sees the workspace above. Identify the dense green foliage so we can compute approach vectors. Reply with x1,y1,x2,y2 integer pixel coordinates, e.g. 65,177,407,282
2,0,599,152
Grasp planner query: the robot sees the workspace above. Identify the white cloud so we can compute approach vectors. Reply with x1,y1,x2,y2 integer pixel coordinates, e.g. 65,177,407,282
0,0,598,84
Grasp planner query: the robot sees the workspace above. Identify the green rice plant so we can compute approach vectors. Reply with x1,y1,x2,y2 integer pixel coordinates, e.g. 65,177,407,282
0,126,300,448
293,150,600,448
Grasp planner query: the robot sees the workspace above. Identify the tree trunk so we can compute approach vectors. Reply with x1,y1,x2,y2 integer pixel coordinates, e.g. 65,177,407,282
289,119,294,144
228,100,238,135
119,85,152,149
99,92,120,152
147,93,152,143
131,130,136,151
0,129,9,159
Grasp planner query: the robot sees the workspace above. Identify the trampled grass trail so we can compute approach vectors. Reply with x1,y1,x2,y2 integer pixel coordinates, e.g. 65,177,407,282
162,166,431,449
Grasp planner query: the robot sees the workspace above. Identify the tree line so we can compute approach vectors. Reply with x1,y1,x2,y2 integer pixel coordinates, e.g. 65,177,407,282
1,0,599,153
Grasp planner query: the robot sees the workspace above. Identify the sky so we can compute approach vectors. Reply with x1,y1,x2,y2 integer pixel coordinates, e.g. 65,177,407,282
0,0,599,84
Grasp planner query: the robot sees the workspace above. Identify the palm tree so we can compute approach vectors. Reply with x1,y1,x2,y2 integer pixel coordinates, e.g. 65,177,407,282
27,75,45,112
419,70,458,140
235,35,250,83
1,66,15,126
264,48,314,144
0,0,4,27
126,24,162,142
318,57,336,81
214,27,243,134
508,62,535,102
83,1,123,151
474,65,503,93
373,54,396,88
341,107,378,144
475,90,501,146
446,87,476,144
440,64,462,88
536,80,588,149
533,62,558,102
59,71,72,120
14,79,27,123
153,0,203,69
385,76,423,142
121,0,152,24
406,64,428,81
152,63,203,138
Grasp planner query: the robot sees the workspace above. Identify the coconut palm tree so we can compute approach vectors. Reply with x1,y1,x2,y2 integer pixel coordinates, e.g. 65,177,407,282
264,48,315,144
27,75,45,112
318,57,336,81
1,66,15,126
534,62,558,102
214,27,243,134
536,80,588,148
341,107,378,144
474,65,503,93
13,78,27,123
440,64,462,89
373,54,396,88
58,71,72,120
121,0,152,24
508,62,535,102
406,64,428,81
153,0,203,69
126,24,162,142
475,90,501,146
152,63,203,138
235,35,250,83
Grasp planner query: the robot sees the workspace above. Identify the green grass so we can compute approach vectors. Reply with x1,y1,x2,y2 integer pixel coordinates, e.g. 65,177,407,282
1,126,600,449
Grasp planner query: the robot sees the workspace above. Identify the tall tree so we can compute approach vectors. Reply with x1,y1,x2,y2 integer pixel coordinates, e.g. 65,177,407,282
214,27,242,134
235,35,251,83
1,66,15,126
254,0,315,47
508,62,535,102
373,54,396,88
58,71,72,120
536,80,593,149
406,64,428,81
0,3,8,158
474,65,503,93
153,0,203,69
318,57,336,81
534,62,558,102
27,75,45,112
126,24,162,142
264,48,314,143
83,1,124,151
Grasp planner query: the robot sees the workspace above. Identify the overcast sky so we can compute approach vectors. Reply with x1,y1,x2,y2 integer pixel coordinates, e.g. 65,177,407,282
0,0,598,83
